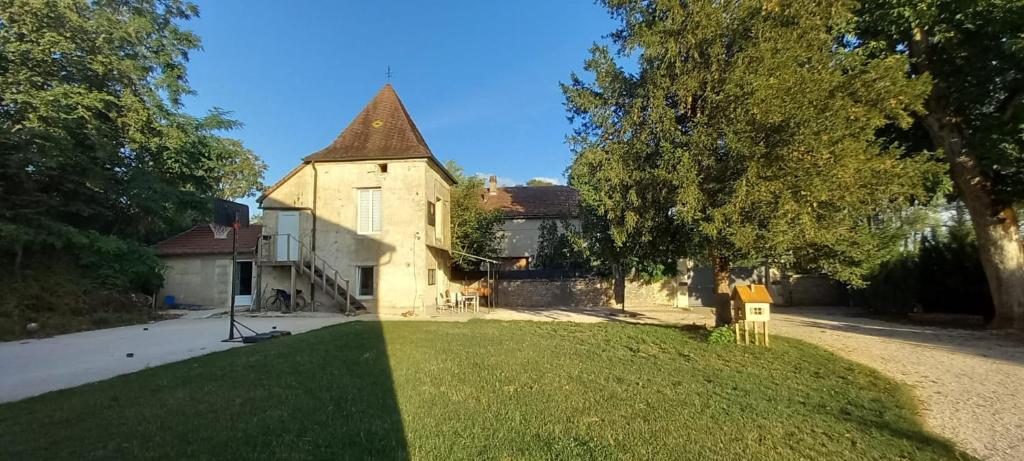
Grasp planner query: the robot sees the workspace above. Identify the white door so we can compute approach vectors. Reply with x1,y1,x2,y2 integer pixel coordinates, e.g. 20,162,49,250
277,211,300,261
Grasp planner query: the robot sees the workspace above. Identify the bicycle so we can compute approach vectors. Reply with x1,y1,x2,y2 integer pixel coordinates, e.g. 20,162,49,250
263,288,308,312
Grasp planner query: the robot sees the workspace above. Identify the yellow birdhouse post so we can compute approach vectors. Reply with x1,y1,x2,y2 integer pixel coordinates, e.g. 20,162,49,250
731,284,773,346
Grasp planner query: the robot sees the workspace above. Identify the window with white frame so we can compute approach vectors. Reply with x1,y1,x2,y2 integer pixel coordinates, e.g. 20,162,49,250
356,266,375,297
357,188,382,234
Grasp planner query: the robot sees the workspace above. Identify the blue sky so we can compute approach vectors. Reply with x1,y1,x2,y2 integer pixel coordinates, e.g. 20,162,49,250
182,1,618,209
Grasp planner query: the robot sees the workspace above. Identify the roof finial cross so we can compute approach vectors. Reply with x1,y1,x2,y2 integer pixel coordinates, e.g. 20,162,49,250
386,66,393,82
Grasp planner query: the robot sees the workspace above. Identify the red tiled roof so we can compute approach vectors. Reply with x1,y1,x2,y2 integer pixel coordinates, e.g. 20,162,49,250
305,84,432,162
154,224,263,257
482,186,579,219
257,85,456,203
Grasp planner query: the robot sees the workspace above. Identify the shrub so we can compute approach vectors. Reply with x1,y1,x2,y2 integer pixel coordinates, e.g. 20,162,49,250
861,220,993,320
0,226,164,340
707,326,735,345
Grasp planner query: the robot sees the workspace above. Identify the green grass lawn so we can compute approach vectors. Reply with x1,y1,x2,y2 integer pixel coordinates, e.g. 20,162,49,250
0,320,970,460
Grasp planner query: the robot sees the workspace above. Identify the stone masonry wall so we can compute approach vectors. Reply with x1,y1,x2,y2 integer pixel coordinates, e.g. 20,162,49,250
496,277,681,308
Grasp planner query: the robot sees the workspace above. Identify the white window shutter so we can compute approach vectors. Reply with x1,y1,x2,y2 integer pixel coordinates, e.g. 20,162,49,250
371,189,382,233
358,190,371,233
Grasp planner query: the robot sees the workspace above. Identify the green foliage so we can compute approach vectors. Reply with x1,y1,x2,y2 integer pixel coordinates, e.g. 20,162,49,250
0,0,264,327
566,0,937,286
707,325,735,345
0,0,266,245
445,160,504,269
68,231,165,295
856,0,1024,204
862,215,993,318
0,256,161,341
525,178,556,186
533,219,590,271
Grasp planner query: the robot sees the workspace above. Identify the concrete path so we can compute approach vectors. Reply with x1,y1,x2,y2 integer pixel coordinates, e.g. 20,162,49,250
0,313,350,403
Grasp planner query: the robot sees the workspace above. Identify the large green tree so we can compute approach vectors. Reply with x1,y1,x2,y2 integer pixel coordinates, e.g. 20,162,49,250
0,0,266,255
565,46,685,309
445,161,504,270
568,0,935,323
855,0,1024,329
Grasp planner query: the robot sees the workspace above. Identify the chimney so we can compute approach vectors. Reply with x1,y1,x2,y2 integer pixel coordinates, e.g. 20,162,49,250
488,175,498,195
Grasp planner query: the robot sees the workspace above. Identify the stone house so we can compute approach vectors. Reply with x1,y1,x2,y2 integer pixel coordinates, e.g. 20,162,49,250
256,84,455,313
154,223,263,308
481,179,579,270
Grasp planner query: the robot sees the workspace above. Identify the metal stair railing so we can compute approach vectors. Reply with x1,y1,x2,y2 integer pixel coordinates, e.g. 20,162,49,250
260,233,355,314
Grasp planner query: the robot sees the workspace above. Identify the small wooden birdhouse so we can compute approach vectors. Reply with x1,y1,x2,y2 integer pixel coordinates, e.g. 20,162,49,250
731,284,773,322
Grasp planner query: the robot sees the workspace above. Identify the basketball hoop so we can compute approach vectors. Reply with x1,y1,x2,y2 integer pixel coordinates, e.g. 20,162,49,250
210,224,232,239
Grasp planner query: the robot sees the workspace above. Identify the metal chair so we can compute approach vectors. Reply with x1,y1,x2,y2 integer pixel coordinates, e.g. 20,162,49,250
437,290,456,313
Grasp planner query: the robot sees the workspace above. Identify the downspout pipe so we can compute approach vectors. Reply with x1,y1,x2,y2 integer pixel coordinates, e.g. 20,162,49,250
310,161,318,307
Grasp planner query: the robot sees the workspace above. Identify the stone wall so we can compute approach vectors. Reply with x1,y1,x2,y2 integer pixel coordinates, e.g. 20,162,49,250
488,272,847,309
495,277,682,308
778,275,848,307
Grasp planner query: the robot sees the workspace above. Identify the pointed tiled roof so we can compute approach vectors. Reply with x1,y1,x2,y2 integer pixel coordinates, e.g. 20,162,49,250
305,84,433,162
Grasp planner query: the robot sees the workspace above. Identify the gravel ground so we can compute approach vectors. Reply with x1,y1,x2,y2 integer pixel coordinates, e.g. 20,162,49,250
768,308,1024,461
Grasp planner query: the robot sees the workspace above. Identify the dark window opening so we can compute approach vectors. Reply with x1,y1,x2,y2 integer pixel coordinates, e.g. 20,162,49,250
378,163,388,173
428,269,436,285
234,261,253,295
358,266,375,297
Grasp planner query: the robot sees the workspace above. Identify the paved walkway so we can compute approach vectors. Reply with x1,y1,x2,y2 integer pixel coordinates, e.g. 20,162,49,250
0,312,350,403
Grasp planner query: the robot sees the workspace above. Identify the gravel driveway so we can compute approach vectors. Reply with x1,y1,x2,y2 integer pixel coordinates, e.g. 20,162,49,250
768,308,1024,461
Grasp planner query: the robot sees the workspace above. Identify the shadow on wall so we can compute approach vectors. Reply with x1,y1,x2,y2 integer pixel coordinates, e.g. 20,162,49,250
685,267,758,307
258,212,398,312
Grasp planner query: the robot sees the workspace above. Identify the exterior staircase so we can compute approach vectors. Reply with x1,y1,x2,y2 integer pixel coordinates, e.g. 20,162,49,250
259,234,366,313
294,257,366,313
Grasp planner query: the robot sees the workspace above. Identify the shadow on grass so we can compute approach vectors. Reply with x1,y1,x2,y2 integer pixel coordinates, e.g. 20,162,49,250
0,321,409,460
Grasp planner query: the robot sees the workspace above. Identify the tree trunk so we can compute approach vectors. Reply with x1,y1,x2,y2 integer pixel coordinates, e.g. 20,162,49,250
611,263,626,312
713,255,732,326
911,27,1024,329
13,243,23,280
926,116,1024,328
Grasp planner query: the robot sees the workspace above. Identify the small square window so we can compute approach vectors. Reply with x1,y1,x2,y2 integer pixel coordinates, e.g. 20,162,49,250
427,268,436,286
378,163,388,173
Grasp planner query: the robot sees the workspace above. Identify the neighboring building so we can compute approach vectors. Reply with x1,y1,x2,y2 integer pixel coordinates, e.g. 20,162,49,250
481,177,579,270
257,84,455,313
155,223,263,308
